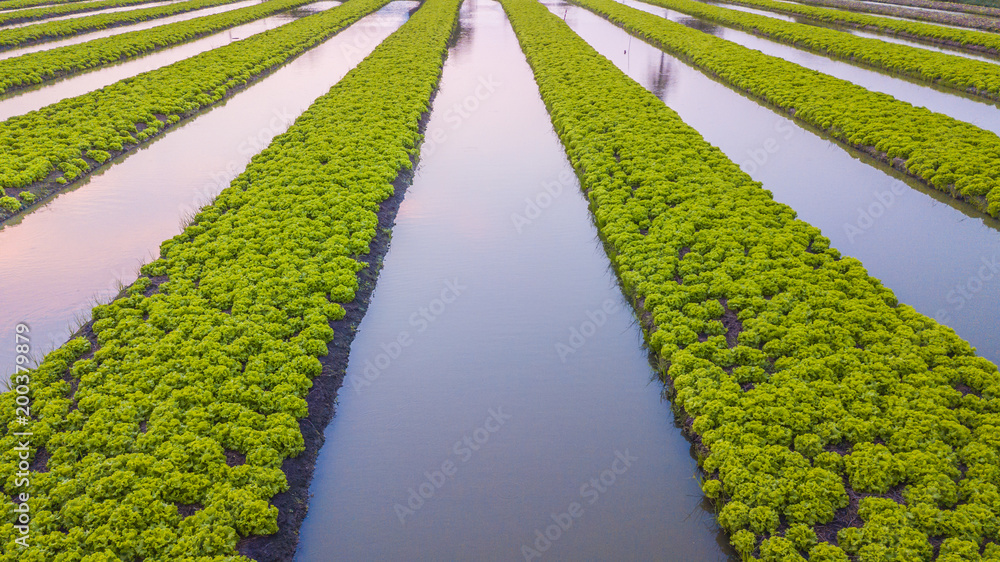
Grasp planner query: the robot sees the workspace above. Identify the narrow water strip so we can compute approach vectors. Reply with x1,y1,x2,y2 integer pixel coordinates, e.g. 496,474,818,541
623,0,1000,134
0,1,417,382
547,0,1000,365
294,0,730,559
0,0,257,59
851,0,998,17
0,0,183,30
0,0,341,121
707,0,1000,63
846,23,1000,63
773,0,999,30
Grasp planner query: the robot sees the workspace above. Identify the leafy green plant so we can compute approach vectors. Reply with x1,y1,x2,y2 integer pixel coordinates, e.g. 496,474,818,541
0,195,21,212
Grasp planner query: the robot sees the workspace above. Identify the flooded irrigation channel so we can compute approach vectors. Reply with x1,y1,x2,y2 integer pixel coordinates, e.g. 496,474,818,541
621,0,1000,134
294,0,731,559
706,0,1000,64
0,0,185,31
0,0,342,121
0,0,262,60
0,1,417,383
546,0,1000,366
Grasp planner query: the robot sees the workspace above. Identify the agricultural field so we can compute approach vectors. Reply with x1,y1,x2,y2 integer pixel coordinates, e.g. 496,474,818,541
0,0,998,559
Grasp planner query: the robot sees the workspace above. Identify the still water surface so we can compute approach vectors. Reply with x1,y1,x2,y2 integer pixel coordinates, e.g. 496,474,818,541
295,1,731,559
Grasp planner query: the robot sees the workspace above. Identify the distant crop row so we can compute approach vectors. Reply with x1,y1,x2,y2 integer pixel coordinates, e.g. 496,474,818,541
639,0,1000,102
0,0,461,557
501,0,1000,558
714,0,1000,57
0,0,388,219
0,0,322,97
0,0,246,51
0,0,174,27
786,0,1000,32
869,0,1000,17
0,0,90,11
573,0,1000,217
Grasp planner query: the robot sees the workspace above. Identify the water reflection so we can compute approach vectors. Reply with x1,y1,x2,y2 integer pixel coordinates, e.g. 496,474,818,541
294,1,732,559
677,15,721,33
646,49,671,98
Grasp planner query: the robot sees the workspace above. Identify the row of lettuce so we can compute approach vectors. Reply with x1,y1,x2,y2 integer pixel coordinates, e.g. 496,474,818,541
0,0,461,557
637,0,1000,102
572,0,1000,217
785,0,1000,33
502,0,1000,558
0,0,170,27
0,0,93,10
714,0,1000,57
870,0,1000,17
0,0,246,50
0,0,387,220
0,0,325,97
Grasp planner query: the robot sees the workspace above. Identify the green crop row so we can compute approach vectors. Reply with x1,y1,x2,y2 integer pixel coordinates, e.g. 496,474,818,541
0,0,90,11
501,0,1000,558
869,0,1000,17
784,0,1000,33
0,0,389,220
572,0,1000,216
0,0,177,27
0,0,461,557
942,0,1000,9
0,0,246,51
637,0,1000,102
0,0,323,97
713,0,1000,57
